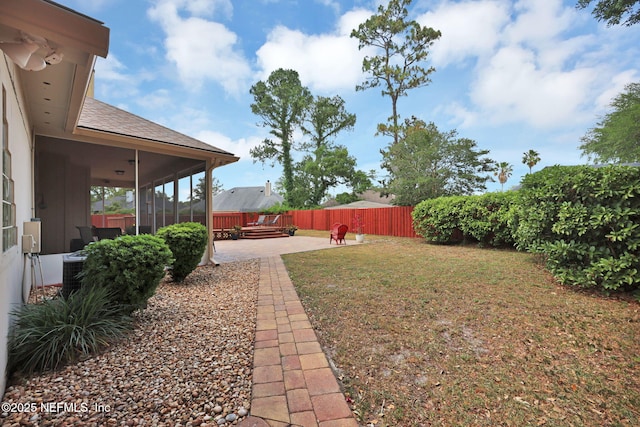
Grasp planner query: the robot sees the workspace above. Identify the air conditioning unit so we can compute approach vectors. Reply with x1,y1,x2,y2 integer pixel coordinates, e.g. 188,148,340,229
62,253,86,299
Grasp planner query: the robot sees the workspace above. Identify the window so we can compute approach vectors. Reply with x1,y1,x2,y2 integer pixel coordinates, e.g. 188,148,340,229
2,86,17,251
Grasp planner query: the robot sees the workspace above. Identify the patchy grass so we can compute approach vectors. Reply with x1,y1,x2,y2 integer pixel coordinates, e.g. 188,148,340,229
282,236,640,426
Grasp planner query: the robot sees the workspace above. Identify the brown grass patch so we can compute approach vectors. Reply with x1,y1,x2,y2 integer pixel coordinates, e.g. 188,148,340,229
282,236,640,426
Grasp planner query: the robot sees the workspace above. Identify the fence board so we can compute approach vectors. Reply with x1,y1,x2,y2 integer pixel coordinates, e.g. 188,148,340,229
289,206,417,237
93,208,416,237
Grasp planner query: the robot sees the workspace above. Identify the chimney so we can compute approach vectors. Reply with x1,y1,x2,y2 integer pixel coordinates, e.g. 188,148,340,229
265,180,271,197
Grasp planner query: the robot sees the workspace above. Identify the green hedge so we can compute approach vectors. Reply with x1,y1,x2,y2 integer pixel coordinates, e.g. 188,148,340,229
459,192,517,246
513,165,640,292
412,192,517,246
81,234,173,313
413,165,640,294
156,222,208,283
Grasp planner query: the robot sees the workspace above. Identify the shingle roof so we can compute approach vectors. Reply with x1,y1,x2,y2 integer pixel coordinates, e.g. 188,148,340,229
325,200,394,209
213,187,284,212
77,97,236,157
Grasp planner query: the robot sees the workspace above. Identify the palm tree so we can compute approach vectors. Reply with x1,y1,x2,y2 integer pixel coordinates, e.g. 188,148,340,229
494,162,513,191
522,149,541,174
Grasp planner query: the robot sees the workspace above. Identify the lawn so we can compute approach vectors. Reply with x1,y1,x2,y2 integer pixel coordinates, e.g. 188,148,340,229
282,234,640,426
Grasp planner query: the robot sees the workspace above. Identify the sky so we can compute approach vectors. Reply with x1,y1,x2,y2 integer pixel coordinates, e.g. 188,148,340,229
62,0,640,195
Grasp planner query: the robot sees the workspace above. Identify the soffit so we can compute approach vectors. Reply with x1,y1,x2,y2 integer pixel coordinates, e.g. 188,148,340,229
0,0,109,134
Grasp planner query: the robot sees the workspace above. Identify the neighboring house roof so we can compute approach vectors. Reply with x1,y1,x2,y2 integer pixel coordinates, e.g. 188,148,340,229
325,200,394,209
91,193,135,212
77,97,236,158
359,189,395,204
323,189,395,208
213,186,284,212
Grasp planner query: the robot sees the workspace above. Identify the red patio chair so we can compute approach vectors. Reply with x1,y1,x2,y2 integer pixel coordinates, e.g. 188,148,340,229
330,223,348,245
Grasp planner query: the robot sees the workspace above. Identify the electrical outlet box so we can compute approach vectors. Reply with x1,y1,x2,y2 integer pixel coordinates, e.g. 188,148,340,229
22,234,35,253
23,220,41,253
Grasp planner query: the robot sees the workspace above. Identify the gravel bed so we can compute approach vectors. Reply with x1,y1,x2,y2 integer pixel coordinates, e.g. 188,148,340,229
1,260,259,426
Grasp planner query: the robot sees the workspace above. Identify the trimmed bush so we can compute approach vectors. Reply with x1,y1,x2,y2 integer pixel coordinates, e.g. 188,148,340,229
514,165,640,292
412,192,517,246
9,286,132,374
81,234,173,312
156,222,208,283
412,195,466,243
459,192,517,246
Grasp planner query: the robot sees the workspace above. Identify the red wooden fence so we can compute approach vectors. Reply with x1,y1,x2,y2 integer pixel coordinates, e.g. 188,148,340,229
91,214,135,230
91,208,416,237
288,206,418,238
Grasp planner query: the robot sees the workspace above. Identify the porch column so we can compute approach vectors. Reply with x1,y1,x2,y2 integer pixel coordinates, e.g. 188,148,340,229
134,149,139,234
205,159,216,265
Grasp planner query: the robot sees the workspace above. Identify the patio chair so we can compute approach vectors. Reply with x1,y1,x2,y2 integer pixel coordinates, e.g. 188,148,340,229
267,214,281,226
76,226,96,246
72,226,96,251
330,223,348,245
248,215,266,226
138,225,152,234
95,227,122,240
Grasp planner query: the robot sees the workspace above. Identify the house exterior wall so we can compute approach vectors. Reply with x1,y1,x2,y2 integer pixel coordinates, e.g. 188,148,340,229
1,60,35,396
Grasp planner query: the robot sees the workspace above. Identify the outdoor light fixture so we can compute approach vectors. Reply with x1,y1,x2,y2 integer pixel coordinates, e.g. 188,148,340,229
0,32,63,72
115,170,125,175
0,40,40,68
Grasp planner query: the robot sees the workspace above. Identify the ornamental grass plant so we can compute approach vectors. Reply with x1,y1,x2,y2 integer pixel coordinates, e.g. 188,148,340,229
9,286,132,374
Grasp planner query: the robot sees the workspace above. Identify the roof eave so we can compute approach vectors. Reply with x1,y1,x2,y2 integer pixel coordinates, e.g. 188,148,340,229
0,0,109,58
73,126,240,166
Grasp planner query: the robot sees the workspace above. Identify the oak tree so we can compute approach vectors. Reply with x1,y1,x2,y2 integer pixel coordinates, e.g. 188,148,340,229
579,82,640,163
577,0,640,26
382,119,494,205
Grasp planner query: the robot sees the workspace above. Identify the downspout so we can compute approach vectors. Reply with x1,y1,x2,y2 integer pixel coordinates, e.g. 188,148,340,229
30,129,36,219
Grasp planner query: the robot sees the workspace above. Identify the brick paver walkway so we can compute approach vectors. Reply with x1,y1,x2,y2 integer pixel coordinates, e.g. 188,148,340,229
238,256,358,427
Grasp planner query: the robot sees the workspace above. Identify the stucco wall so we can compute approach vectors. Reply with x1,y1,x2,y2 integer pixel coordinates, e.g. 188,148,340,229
0,60,35,395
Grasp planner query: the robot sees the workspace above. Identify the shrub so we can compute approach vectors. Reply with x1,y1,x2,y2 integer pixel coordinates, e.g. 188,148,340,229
9,286,132,374
459,192,518,247
514,165,640,292
412,196,466,243
412,192,517,246
156,222,208,282
81,234,173,312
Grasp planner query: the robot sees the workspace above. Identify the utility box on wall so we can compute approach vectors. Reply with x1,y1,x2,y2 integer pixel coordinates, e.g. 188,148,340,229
23,220,41,254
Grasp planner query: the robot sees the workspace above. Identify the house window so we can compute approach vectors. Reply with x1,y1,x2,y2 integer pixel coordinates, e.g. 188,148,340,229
2,86,17,251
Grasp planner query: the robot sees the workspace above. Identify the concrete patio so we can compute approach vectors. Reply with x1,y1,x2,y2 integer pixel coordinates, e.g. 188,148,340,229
212,235,350,264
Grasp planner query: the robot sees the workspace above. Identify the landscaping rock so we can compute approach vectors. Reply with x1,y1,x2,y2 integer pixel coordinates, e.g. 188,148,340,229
1,260,259,425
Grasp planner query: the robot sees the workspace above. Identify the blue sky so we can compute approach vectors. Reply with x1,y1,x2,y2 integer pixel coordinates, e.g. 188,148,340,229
63,0,639,195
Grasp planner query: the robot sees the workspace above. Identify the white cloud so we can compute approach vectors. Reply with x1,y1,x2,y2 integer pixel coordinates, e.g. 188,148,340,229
419,0,510,68
136,89,173,110
471,45,597,127
594,69,639,110
147,0,251,94
504,0,574,45
255,8,371,93
426,0,634,130
315,0,341,14
94,54,145,102
196,130,262,161
94,54,128,82
183,0,232,18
